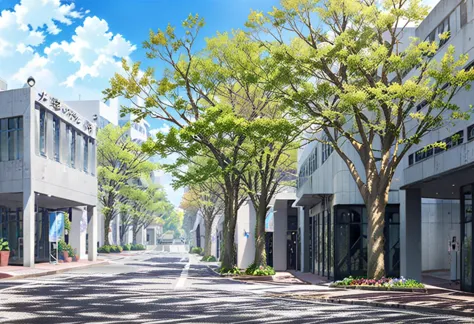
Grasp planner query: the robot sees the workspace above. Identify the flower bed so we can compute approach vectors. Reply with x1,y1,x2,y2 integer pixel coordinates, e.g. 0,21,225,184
331,276,426,292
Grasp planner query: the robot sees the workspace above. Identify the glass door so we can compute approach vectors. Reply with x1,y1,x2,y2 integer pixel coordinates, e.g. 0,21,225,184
461,185,473,292
35,210,49,262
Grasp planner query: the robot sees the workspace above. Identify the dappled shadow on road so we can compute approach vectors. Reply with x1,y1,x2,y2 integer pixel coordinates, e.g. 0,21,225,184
0,261,470,323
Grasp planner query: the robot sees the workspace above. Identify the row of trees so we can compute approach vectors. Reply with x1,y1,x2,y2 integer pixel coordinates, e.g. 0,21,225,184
97,123,174,246
104,0,474,278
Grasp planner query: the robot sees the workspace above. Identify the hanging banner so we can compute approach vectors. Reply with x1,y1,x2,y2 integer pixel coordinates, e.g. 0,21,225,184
49,212,64,242
265,207,274,232
80,208,88,233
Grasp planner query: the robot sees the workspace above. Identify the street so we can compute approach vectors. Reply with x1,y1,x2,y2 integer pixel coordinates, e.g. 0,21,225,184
0,251,471,323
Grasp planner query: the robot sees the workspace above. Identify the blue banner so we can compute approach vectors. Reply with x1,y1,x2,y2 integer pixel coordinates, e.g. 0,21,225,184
265,207,274,232
49,212,64,242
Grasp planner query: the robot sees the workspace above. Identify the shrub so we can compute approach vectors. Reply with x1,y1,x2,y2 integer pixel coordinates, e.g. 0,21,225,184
219,266,241,275
98,245,111,253
131,244,146,251
191,247,203,254
245,263,275,276
122,244,132,251
201,255,217,262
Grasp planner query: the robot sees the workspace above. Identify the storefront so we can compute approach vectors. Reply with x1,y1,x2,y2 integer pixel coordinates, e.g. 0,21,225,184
309,204,400,280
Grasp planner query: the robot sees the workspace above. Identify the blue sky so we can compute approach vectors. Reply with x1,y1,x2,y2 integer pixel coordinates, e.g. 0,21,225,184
0,0,281,207
0,0,439,206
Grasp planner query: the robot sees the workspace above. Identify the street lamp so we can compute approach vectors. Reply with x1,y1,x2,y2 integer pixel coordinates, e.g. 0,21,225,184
27,76,35,87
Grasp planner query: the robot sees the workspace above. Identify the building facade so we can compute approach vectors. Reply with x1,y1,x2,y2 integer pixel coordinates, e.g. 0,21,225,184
295,0,474,293
0,86,98,266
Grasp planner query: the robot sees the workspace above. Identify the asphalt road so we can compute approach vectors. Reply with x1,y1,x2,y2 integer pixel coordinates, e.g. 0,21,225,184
0,251,471,323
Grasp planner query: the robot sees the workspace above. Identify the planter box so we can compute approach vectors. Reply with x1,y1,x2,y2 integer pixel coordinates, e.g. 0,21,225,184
233,275,274,281
331,284,427,293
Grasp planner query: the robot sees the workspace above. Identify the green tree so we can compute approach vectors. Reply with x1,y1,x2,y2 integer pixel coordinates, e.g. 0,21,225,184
181,178,224,257
242,120,299,267
247,0,474,278
163,209,185,239
104,16,265,271
129,185,173,243
97,124,157,245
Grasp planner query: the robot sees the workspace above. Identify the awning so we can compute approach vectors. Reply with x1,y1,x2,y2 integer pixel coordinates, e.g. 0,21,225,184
294,193,332,207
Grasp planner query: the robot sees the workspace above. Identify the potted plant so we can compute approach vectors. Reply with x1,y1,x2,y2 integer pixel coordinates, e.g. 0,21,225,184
58,240,69,261
0,239,10,267
73,248,80,262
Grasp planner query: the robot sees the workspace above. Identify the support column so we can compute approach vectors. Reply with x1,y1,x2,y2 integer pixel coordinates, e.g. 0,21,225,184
299,207,310,272
22,190,35,267
401,188,422,281
70,207,87,259
87,206,97,261
23,88,36,268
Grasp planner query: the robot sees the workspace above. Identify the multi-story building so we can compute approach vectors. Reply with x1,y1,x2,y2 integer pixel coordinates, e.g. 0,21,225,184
66,98,120,247
0,82,98,266
295,0,474,293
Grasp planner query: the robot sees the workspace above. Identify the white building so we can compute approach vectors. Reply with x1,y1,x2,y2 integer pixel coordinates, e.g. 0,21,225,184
295,0,474,293
0,83,98,266
193,189,297,270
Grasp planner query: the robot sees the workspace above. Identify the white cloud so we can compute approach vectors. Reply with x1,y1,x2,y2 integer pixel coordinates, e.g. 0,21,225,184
0,0,82,58
150,124,171,137
44,16,136,88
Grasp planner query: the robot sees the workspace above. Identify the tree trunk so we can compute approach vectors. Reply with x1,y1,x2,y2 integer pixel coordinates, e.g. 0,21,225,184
132,223,138,244
204,221,212,257
253,198,267,267
221,193,238,270
366,194,388,279
104,215,111,246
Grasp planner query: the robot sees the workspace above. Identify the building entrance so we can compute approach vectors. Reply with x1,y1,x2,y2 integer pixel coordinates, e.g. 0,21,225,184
461,185,474,292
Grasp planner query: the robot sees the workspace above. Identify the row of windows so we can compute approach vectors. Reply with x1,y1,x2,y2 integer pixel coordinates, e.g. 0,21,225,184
408,129,465,166
298,141,334,189
38,107,95,175
0,117,23,162
416,61,474,111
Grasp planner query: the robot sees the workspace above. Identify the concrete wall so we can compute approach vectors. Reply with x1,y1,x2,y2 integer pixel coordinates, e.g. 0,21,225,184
273,200,288,271
236,200,256,269
421,199,461,277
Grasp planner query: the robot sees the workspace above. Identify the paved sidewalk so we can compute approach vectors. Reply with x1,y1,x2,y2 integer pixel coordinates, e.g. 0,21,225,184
270,272,474,318
0,259,108,280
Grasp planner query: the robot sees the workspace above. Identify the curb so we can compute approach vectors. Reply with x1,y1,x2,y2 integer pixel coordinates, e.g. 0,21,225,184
0,261,109,281
271,293,474,319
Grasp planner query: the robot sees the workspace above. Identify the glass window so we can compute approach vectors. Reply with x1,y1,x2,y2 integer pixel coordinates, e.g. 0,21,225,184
39,109,46,156
89,138,96,175
53,116,60,162
461,0,468,28
5,117,23,161
83,135,89,173
67,125,76,168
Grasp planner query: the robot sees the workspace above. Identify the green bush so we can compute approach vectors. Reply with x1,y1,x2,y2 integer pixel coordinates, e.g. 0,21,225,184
122,244,132,251
98,245,111,253
131,244,146,251
191,247,203,254
245,263,275,276
201,255,217,262
219,266,241,275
